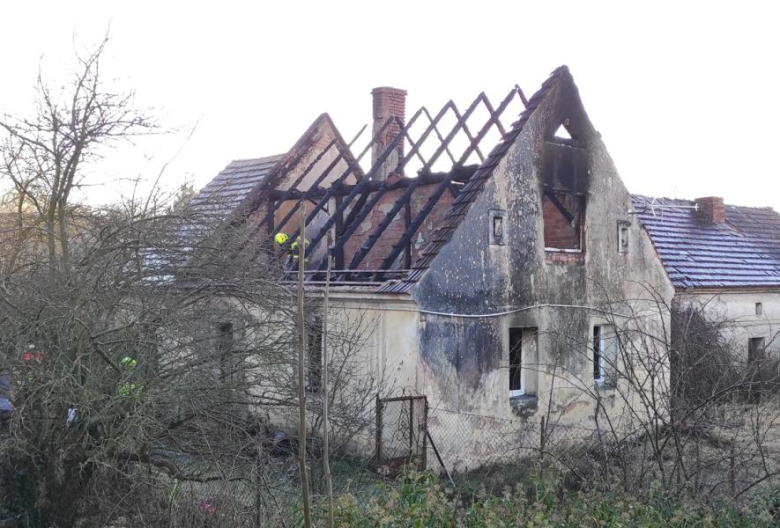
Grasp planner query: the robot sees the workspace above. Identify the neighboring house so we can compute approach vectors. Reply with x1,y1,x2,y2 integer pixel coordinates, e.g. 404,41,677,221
196,66,675,467
634,195,780,374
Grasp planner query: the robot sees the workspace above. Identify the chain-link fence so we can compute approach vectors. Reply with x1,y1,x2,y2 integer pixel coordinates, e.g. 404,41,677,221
419,401,780,502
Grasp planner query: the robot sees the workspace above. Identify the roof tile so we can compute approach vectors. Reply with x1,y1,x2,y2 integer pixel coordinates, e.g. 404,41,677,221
633,195,780,290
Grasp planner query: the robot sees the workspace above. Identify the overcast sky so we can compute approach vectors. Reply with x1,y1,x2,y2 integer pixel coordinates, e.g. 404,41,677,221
2,1,778,210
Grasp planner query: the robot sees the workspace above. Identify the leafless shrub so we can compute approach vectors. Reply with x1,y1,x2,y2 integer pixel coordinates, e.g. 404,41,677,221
0,36,383,528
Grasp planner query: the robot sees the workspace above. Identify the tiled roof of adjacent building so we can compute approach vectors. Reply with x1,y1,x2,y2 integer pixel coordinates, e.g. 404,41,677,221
633,195,780,290
190,154,285,214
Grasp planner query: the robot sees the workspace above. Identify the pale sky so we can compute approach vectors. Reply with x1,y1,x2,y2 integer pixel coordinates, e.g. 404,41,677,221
2,1,778,210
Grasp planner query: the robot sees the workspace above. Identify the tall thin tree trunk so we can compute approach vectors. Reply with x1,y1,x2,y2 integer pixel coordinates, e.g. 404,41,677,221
57,199,72,280
323,232,334,528
296,203,312,528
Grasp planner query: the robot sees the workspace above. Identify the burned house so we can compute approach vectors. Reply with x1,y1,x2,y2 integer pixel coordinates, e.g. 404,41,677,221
195,66,674,465
634,195,780,395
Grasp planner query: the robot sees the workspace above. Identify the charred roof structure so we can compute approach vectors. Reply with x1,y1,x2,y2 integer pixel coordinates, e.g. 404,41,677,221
196,77,530,291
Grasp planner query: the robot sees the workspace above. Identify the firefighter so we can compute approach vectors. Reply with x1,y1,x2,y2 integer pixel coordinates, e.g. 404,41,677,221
274,233,308,262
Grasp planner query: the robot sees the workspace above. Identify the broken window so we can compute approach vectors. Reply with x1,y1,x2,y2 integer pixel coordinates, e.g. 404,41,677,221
593,324,619,386
307,317,323,394
509,327,538,398
543,190,584,251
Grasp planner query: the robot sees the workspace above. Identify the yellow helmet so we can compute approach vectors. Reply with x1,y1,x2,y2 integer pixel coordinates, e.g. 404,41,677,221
274,233,289,245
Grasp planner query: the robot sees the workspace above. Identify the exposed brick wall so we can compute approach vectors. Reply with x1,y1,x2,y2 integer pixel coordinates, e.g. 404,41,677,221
694,196,725,224
343,183,456,270
343,187,406,270
542,194,583,250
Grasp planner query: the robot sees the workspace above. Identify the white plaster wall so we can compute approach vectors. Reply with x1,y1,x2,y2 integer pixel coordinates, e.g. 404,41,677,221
676,291,780,360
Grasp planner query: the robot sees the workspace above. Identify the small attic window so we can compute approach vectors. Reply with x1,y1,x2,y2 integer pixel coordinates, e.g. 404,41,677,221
490,209,506,246
618,222,630,254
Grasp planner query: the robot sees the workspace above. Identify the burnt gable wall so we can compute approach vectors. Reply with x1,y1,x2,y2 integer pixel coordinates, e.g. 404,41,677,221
410,71,673,418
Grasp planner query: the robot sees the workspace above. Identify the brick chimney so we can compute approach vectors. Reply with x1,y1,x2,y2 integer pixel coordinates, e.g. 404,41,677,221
371,87,407,181
694,196,725,224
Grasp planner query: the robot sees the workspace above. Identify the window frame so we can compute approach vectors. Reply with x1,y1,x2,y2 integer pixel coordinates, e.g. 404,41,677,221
592,324,619,387
509,328,525,397
306,316,324,394
489,208,506,246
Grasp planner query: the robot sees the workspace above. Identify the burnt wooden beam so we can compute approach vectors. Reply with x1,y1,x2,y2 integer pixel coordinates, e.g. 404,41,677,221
404,199,412,269
374,89,522,275
290,108,428,261
348,93,488,271
334,194,344,269
544,189,575,224
321,103,455,264
267,169,476,201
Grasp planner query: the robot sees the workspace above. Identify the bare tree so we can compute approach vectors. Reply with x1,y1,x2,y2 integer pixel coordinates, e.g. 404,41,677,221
0,33,153,281
0,38,384,528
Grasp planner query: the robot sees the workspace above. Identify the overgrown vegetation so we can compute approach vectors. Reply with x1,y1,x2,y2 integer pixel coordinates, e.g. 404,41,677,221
0,36,382,527
318,469,780,527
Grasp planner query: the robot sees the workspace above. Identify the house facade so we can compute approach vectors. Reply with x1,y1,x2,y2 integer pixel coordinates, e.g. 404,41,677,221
196,67,676,468
635,195,780,390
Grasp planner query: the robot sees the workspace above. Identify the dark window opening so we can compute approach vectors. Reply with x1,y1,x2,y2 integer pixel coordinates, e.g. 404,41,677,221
543,190,584,251
749,337,766,364
509,328,523,395
592,325,602,381
618,222,630,254
756,303,763,316
307,317,323,393
493,216,503,239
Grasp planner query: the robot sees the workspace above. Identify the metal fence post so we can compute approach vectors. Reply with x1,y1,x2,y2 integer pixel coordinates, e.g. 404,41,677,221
375,394,382,468
422,396,429,470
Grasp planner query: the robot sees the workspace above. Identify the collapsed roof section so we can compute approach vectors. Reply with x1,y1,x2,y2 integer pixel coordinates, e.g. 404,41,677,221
262,83,536,290
193,67,576,292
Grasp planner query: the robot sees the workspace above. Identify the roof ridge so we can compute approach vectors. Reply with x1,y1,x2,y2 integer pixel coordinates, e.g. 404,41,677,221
633,193,776,211
230,153,287,164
